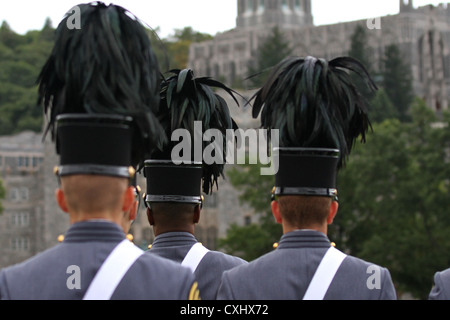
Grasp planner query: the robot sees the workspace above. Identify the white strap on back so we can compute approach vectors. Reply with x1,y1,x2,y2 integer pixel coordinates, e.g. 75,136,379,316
181,243,210,273
303,246,347,300
83,239,144,300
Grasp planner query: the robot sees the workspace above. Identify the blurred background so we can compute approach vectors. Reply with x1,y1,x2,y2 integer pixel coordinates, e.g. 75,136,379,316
0,0,449,299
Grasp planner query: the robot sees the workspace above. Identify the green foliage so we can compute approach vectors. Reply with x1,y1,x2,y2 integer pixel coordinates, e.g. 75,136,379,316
334,101,450,299
218,162,282,261
348,24,376,102
148,26,213,72
381,44,414,122
0,21,212,137
348,25,373,73
0,21,55,135
247,26,293,88
348,26,414,123
369,87,399,123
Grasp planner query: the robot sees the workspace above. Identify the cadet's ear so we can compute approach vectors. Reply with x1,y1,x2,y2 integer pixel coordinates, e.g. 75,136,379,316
271,200,282,224
122,186,135,213
193,204,201,224
327,200,339,225
147,207,155,226
128,199,138,221
55,188,69,213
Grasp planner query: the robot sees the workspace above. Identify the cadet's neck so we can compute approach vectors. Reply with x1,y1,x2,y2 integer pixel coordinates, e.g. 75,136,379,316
153,224,195,237
282,222,328,235
69,211,124,230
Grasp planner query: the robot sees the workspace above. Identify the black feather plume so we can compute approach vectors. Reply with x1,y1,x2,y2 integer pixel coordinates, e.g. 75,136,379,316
37,2,166,168
251,56,376,167
154,69,240,194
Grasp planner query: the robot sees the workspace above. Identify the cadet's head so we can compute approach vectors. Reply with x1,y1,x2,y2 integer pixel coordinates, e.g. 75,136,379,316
143,160,204,236
52,115,140,232
251,56,375,235
38,3,165,233
56,175,137,228
146,202,201,236
271,195,338,234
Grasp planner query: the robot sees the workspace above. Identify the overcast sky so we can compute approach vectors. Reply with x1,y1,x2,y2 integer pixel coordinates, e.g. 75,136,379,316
0,0,447,37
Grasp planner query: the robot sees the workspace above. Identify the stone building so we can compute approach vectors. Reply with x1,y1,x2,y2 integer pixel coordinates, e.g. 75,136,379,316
0,132,46,268
189,0,450,113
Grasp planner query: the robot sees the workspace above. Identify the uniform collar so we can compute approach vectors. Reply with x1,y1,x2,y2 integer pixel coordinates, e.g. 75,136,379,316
63,220,126,243
151,232,198,248
277,230,331,249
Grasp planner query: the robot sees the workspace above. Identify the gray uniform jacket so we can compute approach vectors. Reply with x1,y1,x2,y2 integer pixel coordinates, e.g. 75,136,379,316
0,221,196,300
217,230,397,300
429,268,450,300
147,232,247,300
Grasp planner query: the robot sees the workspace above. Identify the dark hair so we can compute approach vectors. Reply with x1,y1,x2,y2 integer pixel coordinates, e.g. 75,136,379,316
278,195,332,228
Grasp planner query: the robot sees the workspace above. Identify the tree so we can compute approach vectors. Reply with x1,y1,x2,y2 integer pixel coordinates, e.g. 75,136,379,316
334,100,450,298
348,24,375,100
348,24,372,73
381,44,414,122
218,162,282,261
0,21,27,49
150,27,213,72
0,21,55,135
247,26,293,88
369,87,399,123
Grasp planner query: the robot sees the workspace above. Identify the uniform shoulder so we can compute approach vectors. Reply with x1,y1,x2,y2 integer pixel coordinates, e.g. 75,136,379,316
138,251,193,275
120,253,197,300
205,250,248,266
429,268,450,300
343,253,390,272
436,268,450,280
221,250,277,280
0,245,61,279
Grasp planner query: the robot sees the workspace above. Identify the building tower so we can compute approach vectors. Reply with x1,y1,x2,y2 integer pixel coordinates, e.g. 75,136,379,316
400,0,414,13
236,0,313,30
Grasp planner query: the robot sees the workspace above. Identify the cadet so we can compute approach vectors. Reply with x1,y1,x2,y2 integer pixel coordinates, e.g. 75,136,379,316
217,56,397,300
0,3,198,300
144,69,247,300
429,268,450,300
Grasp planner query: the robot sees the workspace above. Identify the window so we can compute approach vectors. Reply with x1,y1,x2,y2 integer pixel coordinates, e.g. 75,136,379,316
17,156,31,169
258,0,265,12
20,187,29,201
247,0,254,12
11,238,29,251
32,156,43,168
9,188,19,201
294,0,301,11
11,211,30,227
282,0,289,11
16,155,43,170
18,156,24,167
